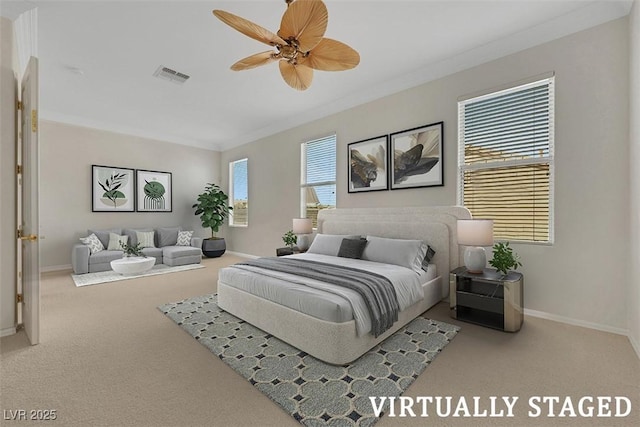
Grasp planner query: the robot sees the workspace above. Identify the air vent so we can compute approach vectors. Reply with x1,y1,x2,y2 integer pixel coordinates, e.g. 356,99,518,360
153,65,190,84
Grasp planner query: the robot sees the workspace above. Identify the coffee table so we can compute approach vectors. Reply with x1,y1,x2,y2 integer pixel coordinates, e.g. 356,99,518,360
110,256,156,275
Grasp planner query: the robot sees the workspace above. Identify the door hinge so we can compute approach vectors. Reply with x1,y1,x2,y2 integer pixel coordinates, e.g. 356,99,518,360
17,101,23,110
16,294,23,304
16,165,22,175
31,109,38,132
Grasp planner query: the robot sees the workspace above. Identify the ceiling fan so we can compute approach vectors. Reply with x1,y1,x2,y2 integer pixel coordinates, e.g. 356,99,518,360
213,0,360,91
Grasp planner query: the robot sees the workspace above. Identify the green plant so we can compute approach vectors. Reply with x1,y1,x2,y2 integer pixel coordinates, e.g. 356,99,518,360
119,241,146,258
282,230,297,248
488,242,522,276
192,183,233,238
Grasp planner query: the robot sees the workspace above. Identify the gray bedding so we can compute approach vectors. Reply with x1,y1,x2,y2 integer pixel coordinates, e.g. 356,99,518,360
218,253,433,336
235,257,399,337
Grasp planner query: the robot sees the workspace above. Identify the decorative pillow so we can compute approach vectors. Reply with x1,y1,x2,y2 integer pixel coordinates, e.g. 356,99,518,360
362,236,426,274
107,233,129,251
136,231,156,248
307,234,361,257
79,233,104,255
421,244,436,272
157,227,181,247
87,228,122,249
176,231,193,246
337,238,368,259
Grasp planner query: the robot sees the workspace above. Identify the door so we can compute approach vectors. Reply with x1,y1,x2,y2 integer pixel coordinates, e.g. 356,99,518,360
19,56,40,345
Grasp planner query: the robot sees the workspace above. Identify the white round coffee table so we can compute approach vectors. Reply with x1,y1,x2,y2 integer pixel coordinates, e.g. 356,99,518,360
110,256,156,275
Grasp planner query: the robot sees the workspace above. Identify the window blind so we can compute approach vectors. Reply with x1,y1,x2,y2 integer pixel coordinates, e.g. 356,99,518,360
458,78,554,243
301,135,336,227
229,158,248,226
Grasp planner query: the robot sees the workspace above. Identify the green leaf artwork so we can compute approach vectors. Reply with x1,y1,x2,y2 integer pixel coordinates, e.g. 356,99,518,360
143,180,166,210
98,171,128,208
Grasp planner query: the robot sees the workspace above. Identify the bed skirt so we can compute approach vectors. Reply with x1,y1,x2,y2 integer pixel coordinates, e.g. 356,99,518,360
217,276,442,365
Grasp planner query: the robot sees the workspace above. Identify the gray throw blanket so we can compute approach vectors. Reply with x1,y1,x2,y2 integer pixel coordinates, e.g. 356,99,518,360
236,257,399,337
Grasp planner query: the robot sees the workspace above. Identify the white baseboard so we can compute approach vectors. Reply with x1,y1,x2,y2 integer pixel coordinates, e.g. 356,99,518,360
41,264,72,273
629,334,640,360
225,251,260,259
1,326,16,337
524,308,628,336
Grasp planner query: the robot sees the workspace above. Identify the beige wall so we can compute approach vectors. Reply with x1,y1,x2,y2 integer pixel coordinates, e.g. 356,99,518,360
40,121,220,268
629,0,640,356
0,17,17,335
221,18,630,331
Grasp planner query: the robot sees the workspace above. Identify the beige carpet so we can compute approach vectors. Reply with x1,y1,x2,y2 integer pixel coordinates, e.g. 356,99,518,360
1,255,638,427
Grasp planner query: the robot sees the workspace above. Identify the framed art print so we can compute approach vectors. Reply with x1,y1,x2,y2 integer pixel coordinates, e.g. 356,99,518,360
390,121,443,190
136,169,172,212
92,165,135,212
348,135,389,193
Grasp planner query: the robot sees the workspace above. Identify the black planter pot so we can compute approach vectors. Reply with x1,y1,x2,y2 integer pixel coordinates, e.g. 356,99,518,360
202,238,226,258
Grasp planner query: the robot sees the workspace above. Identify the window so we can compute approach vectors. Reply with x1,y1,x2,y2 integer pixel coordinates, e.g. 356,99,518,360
458,77,554,243
229,158,248,226
301,135,336,228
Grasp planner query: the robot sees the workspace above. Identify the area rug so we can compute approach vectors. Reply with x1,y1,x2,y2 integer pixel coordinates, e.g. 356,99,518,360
159,294,459,426
72,264,205,287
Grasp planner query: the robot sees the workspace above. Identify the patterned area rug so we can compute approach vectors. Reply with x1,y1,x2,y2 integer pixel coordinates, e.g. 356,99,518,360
72,263,205,287
159,294,459,426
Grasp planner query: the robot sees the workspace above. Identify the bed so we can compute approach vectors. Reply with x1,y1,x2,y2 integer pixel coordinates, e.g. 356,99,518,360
217,206,471,365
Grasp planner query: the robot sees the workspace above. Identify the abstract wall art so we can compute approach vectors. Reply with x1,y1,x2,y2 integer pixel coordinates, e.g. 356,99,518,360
92,165,135,212
390,121,444,190
347,135,389,193
136,169,172,212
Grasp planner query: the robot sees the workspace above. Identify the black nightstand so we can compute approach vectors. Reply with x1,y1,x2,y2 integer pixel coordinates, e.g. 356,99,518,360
449,267,523,332
276,247,307,256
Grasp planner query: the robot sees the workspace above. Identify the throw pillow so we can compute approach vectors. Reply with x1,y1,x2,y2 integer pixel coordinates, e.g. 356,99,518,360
157,227,181,247
136,231,156,248
337,238,368,259
79,233,104,255
107,233,129,251
362,235,426,274
307,234,362,257
176,231,193,246
421,244,436,272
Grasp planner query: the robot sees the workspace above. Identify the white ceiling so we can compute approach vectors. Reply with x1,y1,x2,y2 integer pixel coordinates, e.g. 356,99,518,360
1,0,633,151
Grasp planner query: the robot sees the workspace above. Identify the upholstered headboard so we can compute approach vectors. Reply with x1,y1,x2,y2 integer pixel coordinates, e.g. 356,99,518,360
317,206,472,298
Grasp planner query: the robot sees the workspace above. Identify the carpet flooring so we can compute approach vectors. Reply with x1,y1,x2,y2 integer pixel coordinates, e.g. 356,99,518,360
71,263,205,286
159,294,459,426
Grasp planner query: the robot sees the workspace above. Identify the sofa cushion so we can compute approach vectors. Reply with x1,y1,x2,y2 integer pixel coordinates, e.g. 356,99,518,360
107,233,129,251
79,234,104,255
163,246,201,259
157,227,181,247
88,228,122,248
123,228,154,246
88,250,123,265
141,247,163,258
136,231,156,248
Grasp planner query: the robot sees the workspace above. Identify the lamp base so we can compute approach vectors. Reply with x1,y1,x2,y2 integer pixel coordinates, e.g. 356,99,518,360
296,234,312,251
464,247,486,273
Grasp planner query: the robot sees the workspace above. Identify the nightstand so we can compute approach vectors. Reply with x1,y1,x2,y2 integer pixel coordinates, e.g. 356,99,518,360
449,267,523,332
276,247,307,256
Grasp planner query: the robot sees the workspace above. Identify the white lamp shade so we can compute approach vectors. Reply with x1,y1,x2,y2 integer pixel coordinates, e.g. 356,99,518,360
292,218,313,235
457,219,494,246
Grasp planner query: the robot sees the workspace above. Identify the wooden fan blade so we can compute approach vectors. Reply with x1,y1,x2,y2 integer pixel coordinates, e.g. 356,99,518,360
231,51,279,71
278,0,328,52
300,38,360,71
213,10,287,46
279,60,313,91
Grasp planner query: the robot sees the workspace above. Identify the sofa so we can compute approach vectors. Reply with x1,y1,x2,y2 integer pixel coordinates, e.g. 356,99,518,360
72,227,203,274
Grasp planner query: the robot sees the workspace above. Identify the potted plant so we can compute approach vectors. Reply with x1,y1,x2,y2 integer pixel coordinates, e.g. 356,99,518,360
277,230,298,256
488,242,522,277
119,241,146,258
193,183,233,258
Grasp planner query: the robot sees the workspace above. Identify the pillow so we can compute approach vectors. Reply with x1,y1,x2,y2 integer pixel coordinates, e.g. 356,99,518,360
87,228,122,249
421,244,436,272
136,231,156,248
123,228,154,246
157,227,181,247
337,238,368,259
107,233,129,251
176,231,194,246
79,233,104,255
307,234,361,257
361,235,426,274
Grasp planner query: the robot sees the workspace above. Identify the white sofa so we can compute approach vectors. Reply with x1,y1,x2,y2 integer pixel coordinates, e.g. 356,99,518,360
72,227,202,274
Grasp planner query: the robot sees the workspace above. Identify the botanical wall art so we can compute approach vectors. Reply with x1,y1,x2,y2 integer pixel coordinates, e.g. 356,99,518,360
136,169,172,212
348,135,389,193
390,121,443,190
92,165,135,212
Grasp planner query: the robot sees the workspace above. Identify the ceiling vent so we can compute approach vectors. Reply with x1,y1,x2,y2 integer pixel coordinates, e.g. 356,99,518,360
153,65,190,84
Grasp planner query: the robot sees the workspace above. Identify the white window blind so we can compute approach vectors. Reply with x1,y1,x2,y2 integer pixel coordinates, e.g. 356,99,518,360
458,77,554,243
229,158,248,226
301,135,336,227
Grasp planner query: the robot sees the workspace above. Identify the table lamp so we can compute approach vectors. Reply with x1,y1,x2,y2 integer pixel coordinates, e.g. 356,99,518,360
293,218,313,251
457,219,494,273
